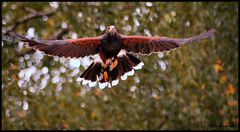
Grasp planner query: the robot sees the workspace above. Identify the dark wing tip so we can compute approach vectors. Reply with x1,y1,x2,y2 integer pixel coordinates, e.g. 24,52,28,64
198,28,216,40
7,31,30,42
178,28,217,45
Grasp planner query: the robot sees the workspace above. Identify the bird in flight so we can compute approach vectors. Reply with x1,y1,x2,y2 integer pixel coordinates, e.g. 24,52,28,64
9,26,216,89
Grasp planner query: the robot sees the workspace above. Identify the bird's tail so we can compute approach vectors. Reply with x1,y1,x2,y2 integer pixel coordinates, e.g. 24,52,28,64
79,51,144,89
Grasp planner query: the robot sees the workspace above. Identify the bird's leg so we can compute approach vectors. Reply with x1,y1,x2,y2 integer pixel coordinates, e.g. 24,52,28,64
110,87,118,96
108,79,118,96
103,59,112,81
103,71,108,81
109,58,118,71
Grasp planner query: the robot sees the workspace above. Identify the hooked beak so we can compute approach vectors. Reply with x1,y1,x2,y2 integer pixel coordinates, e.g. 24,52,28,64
109,26,116,32
108,26,116,32
105,26,118,35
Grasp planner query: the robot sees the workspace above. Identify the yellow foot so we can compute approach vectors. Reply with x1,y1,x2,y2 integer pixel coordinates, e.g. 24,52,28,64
110,87,118,96
109,59,118,71
103,71,108,81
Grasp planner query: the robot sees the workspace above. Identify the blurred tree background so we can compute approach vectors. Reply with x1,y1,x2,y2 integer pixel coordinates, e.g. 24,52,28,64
1,2,238,130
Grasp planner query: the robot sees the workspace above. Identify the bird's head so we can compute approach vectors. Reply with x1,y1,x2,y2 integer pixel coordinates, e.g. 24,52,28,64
105,25,118,35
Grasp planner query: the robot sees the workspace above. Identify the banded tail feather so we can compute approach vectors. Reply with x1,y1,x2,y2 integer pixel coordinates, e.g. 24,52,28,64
79,50,144,89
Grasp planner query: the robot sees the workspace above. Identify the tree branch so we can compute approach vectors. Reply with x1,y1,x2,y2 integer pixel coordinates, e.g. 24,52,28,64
3,8,57,34
49,28,70,40
24,7,38,14
157,115,168,129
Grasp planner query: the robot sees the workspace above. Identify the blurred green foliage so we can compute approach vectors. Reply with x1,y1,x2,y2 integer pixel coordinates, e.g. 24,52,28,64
2,2,238,130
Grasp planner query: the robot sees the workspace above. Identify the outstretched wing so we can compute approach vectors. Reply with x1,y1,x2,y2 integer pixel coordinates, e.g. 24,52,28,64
121,29,216,55
9,32,102,58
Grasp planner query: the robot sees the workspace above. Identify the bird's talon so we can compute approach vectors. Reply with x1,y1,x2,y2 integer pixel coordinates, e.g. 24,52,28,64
103,71,108,81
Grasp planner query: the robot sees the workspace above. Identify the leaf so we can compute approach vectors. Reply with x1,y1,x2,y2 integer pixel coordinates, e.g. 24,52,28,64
201,84,205,90
47,19,54,27
225,83,236,96
11,74,18,80
10,64,19,70
219,108,225,115
17,111,25,118
75,91,81,97
227,100,238,107
62,123,69,129
43,119,49,127
94,89,101,96
223,120,229,127
91,112,97,119
154,95,161,100
220,75,227,83
213,63,223,73
232,118,238,124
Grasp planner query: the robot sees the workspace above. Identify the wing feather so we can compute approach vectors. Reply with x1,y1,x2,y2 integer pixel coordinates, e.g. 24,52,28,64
121,29,216,55
9,32,102,58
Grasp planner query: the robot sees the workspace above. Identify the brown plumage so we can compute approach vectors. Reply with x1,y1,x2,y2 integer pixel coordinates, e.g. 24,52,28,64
9,26,216,89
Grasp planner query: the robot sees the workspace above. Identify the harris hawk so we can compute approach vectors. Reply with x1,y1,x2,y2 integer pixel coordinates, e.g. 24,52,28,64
9,26,216,89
